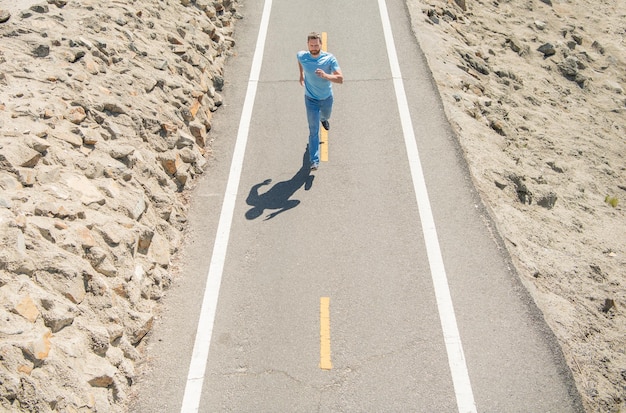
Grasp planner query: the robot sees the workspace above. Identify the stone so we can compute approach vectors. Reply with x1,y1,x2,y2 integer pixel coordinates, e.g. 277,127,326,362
103,119,136,140
188,121,207,146
16,168,37,187
67,106,87,124
176,132,196,149
32,44,50,58
121,191,147,221
80,127,102,145
81,323,110,356
124,310,153,345
15,296,40,323
63,174,106,206
136,228,154,254
29,137,51,154
74,225,98,249
51,128,83,147
21,329,53,362
159,151,182,175
0,141,42,169
30,4,50,13
147,231,171,267
537,191,558,209
84,353,116,387
538,43,556,57
506,36,524,54
0,9,11,23
49,0,68,7
109,144,135,159
41,305,75,333
572,33,583,45
213,74,224,91
179,147,197,164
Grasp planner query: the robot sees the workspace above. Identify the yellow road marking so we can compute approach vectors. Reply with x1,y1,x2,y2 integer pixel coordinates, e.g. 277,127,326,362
320,297,332,370
320,32,329,162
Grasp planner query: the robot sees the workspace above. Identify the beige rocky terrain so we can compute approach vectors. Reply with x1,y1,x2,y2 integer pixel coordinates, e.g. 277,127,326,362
0,0,624,412
407,0,625,411
1,0,239,411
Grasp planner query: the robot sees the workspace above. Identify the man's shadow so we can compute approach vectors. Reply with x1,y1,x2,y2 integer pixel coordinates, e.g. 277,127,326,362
245,148,315,220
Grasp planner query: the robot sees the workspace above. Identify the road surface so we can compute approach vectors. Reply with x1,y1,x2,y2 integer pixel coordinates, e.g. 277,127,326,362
132,0,583,411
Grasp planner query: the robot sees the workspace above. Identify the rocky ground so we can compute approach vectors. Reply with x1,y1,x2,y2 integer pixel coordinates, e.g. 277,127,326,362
0,0,624,412
407,0,625,411
0,0,240,411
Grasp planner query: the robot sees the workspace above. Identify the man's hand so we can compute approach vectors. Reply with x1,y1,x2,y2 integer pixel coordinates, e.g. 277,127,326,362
315,68,343,84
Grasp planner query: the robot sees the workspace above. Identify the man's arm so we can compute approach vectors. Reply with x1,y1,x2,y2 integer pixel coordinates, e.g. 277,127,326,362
298,61,305,86
315,68,343,84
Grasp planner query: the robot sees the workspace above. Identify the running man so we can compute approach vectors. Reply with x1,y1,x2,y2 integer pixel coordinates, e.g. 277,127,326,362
297,32,343,170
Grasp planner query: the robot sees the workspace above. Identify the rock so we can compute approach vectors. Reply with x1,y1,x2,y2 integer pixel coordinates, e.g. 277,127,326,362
460,51,490,75
51,127,83,147
591,40,605,55
147,231,171,267
507,36,525,55
63,174,106,206
121,191,147,221
572,33,583,45
14,296,40,323
79,127,102,145
189,121,208,146
16,168,37,187
67,106,87,124
30,4,50,13
213,74,225,91
537,191,558,209
159,151,182,175
124,311,153,345
558,56,588,86
109,144,135,159
48,0,68,8
84,353,117,387
537,42,556,57
0,142,41,169
136,228,154,254
601,298,616,313
0,9,10,23
41,304,75,333
32,44,50,58
80,323,110,356
20,329,53,362
74,224,98,249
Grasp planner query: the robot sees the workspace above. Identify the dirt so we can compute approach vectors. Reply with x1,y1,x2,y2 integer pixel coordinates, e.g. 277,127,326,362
405,0,625,411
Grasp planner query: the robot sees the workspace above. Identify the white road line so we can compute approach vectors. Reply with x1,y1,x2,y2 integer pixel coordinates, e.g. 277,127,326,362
179,1,273,411
376,1,477,412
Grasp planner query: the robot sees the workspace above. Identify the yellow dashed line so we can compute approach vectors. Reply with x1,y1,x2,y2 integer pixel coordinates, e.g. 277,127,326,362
320,297,332,370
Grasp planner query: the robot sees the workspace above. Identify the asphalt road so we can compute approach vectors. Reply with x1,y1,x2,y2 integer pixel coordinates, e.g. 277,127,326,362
131,0,584,412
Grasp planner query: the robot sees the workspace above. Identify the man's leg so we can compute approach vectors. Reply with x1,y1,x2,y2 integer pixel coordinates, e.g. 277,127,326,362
305,96,321,167
320,95,334,131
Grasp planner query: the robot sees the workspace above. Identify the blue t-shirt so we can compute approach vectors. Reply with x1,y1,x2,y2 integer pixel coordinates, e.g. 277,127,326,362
297,51,340,100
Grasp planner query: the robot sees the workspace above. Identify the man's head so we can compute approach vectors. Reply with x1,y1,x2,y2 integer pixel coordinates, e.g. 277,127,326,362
307,32,322,57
